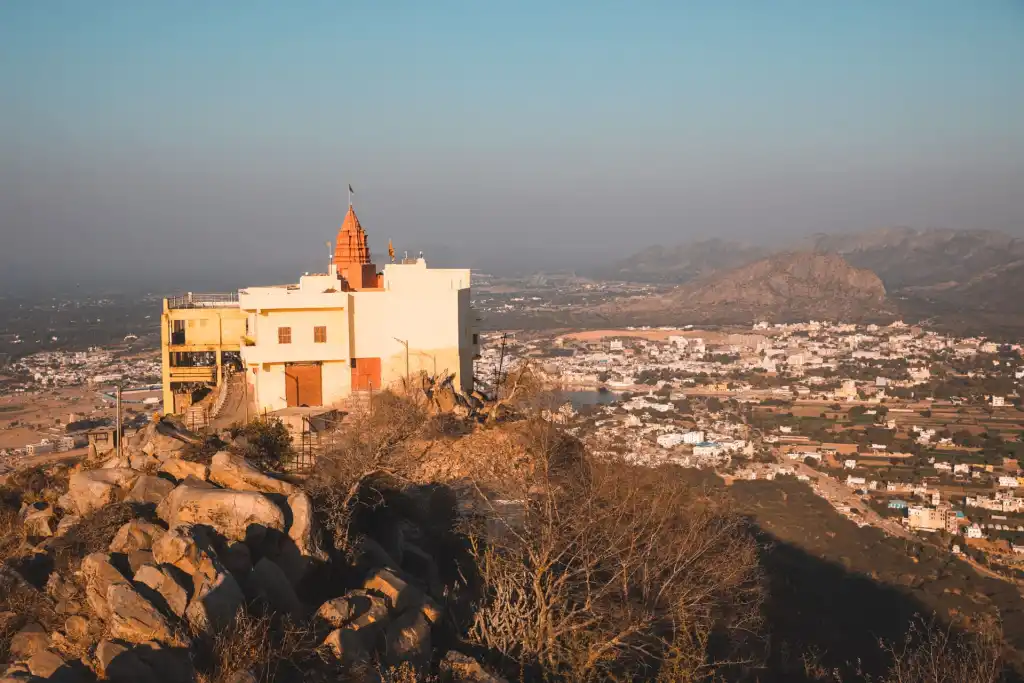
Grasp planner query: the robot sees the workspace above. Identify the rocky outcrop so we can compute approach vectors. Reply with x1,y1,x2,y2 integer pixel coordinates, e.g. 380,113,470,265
109,520,165,554
209,451,296,495
159,459,209,482
156,483,285,542
61,469,141,515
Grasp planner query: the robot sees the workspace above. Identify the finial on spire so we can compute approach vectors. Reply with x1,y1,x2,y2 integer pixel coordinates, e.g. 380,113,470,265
348,183,354,208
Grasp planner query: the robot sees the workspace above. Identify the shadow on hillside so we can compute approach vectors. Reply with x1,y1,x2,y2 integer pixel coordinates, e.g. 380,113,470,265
750,525,1024,683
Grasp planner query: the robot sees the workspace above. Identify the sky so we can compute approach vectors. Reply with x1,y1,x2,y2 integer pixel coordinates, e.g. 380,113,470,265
1,1,1023,291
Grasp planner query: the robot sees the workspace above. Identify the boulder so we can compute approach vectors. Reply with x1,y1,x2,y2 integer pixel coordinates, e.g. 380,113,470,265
185,569,244,635
141,425,190,460
25,650,67,679
322,627,370,667
209,451,296,495
9,622,50,660
79,553,130,621
383,608,432,668
109,521,165,554
129,454,160,472
62,469,140,515
364,568,422,614
106,583,178,644
157,484,285,543
277,491,328,585
246,558,304,619
20,503,56,538
158,459,209,483
133,564,190,618
151,527,221,582
440,651,509,683
63,616,91,644
127,550,155,574
93,640,160,683
124,476,175,507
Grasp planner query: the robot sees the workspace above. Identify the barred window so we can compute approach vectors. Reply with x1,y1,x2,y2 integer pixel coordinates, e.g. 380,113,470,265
278,327,291,344
314,326,327,343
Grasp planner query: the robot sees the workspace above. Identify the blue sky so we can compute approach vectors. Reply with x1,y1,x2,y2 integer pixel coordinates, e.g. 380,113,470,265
1,1,1022,287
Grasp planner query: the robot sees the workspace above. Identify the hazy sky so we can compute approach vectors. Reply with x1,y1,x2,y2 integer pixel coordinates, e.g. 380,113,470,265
2,1,1023,290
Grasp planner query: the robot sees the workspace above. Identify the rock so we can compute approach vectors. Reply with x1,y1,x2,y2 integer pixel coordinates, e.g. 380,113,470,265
106,583,179,644
9,622,50,660
440,651,509,683
434,386,458,413
277,491,328,585
109,520,165,554
181,475,217,489
100,455,132,469
158,459,209,483
383,608,432,668
127,550,155,574
420,596,444,625
54,515,80,537
185,570,244,635
133,564,190,618
20,502,56,538
246,558,304,619
364,568,422,614
79,553,130,621
124,476,175,508
63,616,90,644
157,484,285,543
315,596,359,628
45,574,78,604
63,469,140,515
141,428,189,460
129,454,160,472
152,527,220,579
94,640,160,683
209,451,296,495
25,650,67,678
322,628,370,667
219,542,252,579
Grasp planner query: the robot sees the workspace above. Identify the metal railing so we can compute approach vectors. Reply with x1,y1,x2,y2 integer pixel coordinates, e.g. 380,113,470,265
167,292,239,309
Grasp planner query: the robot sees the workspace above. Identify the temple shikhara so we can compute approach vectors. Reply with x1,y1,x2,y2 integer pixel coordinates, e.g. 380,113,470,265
160,198,477,420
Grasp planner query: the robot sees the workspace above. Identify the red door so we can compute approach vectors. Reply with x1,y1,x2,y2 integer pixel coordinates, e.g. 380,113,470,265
351,358,381,391
285,363,323,406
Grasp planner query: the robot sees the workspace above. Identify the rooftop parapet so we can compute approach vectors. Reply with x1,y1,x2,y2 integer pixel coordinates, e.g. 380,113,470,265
166,292,239,309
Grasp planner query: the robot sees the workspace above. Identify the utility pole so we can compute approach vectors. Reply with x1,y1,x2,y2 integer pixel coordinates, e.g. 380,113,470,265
115,384,122,461
494,333,508,396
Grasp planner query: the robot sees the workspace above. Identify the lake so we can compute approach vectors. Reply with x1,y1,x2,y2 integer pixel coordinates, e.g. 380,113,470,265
560,389,622,408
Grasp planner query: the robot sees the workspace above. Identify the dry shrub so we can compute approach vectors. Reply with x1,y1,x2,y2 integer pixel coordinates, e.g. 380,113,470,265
229,418,294,472
305,389,429,552
195,608,321,683
49,502,139,572
464,432,764,682
878,615,1005,683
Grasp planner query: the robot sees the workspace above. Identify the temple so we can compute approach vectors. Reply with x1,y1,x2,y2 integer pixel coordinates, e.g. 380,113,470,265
332,205,382,290
160,199,477,420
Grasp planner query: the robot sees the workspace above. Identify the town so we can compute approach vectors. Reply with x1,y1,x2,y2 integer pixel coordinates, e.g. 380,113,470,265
478,320,1024,582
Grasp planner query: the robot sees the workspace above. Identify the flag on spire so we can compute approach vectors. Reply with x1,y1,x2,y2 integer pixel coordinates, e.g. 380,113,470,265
388,239,395,262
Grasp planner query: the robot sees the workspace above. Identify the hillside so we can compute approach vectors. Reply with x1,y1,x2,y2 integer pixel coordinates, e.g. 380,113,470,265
600,251,893,325
592,239,768,284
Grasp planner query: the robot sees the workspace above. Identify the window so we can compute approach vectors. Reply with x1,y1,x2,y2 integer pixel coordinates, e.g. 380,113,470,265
472,333,479,344
314,326,327,343
278,327,292,344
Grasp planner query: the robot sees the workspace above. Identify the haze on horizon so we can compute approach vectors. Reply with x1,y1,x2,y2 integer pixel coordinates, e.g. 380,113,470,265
2,1,1023,294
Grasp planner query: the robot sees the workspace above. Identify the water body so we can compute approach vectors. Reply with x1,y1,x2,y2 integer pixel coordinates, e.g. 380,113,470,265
560,389,621,409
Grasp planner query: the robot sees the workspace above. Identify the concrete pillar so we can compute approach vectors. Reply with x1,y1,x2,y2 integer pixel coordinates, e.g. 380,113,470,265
160,310,174,414
216,348,223,387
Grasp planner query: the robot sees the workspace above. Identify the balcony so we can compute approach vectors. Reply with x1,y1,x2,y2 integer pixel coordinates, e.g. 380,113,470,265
167,366,216,382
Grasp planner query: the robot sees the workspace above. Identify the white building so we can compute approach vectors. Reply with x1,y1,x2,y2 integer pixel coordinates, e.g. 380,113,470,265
681,430,705,444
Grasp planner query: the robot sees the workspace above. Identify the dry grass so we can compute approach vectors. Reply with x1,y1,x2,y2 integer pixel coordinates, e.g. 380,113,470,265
48,502,140,572
194,608,322,683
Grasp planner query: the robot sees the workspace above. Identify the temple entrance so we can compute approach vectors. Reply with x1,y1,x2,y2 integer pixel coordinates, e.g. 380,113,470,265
285,362,322,407
351,357,381,391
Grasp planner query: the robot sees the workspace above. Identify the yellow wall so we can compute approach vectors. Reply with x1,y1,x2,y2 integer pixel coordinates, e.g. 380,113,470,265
161,302,248,413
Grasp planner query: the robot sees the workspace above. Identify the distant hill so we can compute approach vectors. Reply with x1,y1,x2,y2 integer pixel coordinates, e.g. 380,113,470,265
806,227,1024,290
591,238,768,283
598,251,893,325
